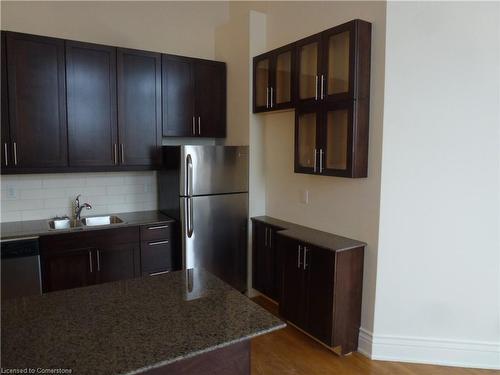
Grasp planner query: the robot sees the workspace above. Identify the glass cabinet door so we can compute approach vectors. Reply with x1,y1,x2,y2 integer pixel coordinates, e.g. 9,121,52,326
325,29,352,100
274,50,292,107
323,103,352,175
295,109,318,173
254,56,271,111
297,37,321,103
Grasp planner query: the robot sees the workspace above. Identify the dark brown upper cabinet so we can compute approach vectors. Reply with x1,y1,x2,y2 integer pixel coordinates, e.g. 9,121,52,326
253,44,294,113
162,55,226,138
5,32,68,168
1,32,10,169
295,99,369,178
117,48,162,166
66,41,117,167
194,60,226,137
296,19,371,105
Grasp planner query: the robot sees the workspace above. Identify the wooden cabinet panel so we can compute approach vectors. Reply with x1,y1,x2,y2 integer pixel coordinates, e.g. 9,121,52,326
194,60,226,137
117,48,161,166
1,31,10,169
294,105,321,174
162,55,195,137
42,248,94,293
279,237,306,328
141,240,173,275
96,243,139,284
253,55,271,112
6,32,68,168
273,48,293,109
296,35,322,105
66,41,117,167
304,245,335,346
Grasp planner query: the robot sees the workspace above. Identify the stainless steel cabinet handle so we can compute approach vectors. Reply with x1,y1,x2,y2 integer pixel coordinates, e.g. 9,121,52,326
321,74,325,99
297,245,302,269
120,144,125,164
264,227,268,247
13,142,17,165
148,240,169,246
198,116,201,135
114,144,118,165
319,149,324,173
313,149,317,172
4,143,7,166
270,87,274,108
148,225,168,230
303,246,308,270
315,75,318,100
266,87,269,108
96,250,101,272
89,251,93,273
269,229,272,247
150,270,170,276
192,116,196,135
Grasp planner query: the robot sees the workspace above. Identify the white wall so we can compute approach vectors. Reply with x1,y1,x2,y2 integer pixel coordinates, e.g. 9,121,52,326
1,172,157,222
260,1,387,336
373,1,500,368
0,1,228,60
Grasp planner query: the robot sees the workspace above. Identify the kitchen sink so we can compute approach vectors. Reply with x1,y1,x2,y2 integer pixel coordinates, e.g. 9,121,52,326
48,218,82,230
81,215,123,226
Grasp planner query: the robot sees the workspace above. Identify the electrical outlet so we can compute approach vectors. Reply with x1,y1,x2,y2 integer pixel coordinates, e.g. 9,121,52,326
6,186,17,199
300,189,309,204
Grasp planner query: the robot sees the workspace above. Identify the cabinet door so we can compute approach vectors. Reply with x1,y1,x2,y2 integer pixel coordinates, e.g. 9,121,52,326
295,35,322,105
162,55,195,137
6,32,68,168
66,41,117,167
194,60,226,137
253,55,272,112
96,243,139,284
272,47,294,110
295,105,321,174
117,48,161,166
279,238,306,328
1,31,10,169
322,23,354,101
304,245,335,346
268,227,280,301
320,101,353,177
42,249,95,293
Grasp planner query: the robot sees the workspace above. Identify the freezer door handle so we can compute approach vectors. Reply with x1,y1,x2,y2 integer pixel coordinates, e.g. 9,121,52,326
186,197,194,238
186,154,193,197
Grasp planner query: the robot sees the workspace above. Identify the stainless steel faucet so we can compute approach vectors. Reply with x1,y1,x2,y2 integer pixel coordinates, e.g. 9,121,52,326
74,194,92,220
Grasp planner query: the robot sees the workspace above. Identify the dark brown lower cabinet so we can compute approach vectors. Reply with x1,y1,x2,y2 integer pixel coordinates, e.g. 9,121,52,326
40,227,140,293
252,220,282,302
278,234,364,355
139,222,176,275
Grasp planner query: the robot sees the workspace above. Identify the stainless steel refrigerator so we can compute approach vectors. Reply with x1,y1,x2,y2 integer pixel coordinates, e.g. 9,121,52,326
158,145,248,292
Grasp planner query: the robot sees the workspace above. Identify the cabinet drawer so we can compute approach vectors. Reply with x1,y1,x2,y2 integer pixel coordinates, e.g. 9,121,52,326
141,239,173,275
140,222,172,241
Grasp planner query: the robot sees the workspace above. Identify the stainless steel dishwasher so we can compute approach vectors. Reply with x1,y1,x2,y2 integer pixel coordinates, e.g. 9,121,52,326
1,237,42,300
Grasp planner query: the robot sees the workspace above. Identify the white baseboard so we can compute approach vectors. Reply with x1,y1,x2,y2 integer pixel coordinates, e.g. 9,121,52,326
357,327,500,370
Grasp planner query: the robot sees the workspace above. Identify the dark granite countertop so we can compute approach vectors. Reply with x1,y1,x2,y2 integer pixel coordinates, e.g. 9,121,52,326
0,210,174,240
1,269,285,374
252,215,365,251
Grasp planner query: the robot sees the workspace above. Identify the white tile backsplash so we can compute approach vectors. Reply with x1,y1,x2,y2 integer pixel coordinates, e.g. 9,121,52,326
0,171,158,223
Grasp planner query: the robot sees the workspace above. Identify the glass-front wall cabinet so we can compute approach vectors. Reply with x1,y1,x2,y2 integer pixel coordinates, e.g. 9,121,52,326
297,38,320,104
254,56,271,112
295,109,318,172
324,104,350,174
326,31,351,98
253,46,294,112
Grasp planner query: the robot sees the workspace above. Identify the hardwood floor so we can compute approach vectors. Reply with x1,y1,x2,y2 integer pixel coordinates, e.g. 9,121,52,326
251,296,497,375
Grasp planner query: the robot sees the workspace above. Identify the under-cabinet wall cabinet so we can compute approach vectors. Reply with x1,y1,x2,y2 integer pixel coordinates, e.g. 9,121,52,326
252,19,371,178
251,216,365,355
0,30,226,174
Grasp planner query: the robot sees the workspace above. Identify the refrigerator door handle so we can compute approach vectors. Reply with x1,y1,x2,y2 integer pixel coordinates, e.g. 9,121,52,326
186,154,193,197
186,197,194,238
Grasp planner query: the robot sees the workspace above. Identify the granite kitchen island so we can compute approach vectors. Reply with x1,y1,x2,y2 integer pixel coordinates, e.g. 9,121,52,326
1,269,285,375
